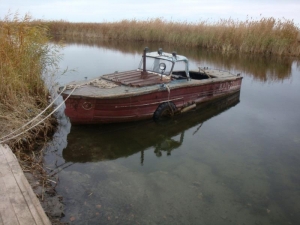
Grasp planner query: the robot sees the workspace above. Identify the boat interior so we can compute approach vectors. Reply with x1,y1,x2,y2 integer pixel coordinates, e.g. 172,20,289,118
172,71,211,80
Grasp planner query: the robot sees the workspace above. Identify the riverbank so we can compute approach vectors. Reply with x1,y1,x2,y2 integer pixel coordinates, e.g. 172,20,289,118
0,14,65,224
43,17,300,56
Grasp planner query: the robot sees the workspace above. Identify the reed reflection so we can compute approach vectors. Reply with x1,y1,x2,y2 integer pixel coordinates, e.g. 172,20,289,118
62,92,240,163
53,36,295,82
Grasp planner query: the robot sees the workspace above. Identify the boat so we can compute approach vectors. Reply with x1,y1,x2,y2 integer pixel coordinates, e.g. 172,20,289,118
59,48,242,124
62,92,241,163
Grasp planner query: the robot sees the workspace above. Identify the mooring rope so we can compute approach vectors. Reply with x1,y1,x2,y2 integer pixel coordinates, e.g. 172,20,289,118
0,85,77,144
0,86,67,141
165,84,175,116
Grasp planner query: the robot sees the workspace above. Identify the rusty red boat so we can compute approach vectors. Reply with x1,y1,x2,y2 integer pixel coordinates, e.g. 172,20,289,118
59,48,243,124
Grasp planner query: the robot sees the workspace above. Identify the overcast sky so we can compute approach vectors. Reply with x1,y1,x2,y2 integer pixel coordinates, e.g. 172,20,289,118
1,0,300,25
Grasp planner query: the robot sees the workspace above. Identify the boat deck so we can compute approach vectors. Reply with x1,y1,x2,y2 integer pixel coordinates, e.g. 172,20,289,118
102,70,171,87
204,69,239,78
62,69,240,98
0,144,51,225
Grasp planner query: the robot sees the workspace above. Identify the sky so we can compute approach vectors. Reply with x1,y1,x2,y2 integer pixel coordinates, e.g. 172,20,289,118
1,0,300,25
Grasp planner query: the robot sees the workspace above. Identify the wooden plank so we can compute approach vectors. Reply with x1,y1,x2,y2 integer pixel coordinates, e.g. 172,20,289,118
1,152,36,225
0,146,20,225
19,171,51,225
0,189,20,225
103,70,171,87
0,213,3,225
0,145,51,225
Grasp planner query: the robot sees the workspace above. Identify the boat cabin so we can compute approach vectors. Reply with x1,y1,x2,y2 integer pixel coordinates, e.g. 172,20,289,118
102,48,212,87
138,47,212,81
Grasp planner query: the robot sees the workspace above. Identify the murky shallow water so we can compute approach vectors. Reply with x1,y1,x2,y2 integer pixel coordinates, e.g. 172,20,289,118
45,41,300,225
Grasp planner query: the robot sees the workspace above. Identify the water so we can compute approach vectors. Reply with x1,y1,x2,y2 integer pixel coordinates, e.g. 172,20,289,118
45,40,300,225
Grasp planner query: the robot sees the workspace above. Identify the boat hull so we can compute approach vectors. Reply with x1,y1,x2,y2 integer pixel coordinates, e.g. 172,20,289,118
62,77,242,124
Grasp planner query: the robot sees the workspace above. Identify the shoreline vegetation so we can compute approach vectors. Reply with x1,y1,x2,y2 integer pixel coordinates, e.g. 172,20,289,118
0,14,64,223
44,17,300,57
0,14,58,149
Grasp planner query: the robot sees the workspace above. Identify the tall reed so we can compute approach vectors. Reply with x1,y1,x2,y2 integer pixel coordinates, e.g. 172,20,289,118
44,17,300,56
0,14,59,151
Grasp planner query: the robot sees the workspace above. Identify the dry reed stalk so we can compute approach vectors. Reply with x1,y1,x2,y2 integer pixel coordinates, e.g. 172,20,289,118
43,17,300,56
0,13,60,153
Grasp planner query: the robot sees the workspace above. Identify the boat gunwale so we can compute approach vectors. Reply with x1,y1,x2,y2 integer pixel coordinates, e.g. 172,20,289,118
62,75,242,99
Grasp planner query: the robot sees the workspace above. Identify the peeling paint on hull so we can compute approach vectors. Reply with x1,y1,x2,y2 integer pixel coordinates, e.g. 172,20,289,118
62,76,242,124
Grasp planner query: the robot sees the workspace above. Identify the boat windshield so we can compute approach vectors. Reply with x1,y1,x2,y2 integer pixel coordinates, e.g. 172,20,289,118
138,57,174,75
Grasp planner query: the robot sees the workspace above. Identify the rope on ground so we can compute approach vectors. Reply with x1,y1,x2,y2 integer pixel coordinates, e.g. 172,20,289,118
0,85,77,144
0,86,67,141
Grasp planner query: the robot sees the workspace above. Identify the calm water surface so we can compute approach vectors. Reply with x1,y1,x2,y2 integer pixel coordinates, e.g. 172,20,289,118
45,41,300,225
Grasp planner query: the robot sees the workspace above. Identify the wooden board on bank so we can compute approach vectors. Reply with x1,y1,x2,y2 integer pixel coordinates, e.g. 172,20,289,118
0,144,51,225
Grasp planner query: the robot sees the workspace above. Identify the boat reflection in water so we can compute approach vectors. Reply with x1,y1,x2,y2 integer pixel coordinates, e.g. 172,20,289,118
63,92,240,163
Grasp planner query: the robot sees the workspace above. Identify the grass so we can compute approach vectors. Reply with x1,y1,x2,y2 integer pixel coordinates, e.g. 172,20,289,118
0,13,60,152
44,17,300,56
